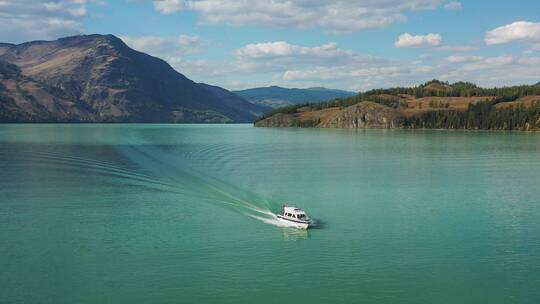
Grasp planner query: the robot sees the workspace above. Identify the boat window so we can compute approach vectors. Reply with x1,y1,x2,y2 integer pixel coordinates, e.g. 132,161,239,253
292,214,296,218
297,214,305,219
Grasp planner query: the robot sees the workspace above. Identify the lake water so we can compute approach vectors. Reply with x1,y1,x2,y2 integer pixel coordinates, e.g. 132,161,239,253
1,124,540,303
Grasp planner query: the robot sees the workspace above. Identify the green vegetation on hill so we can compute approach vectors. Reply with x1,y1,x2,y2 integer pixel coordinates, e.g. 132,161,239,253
262,80,540,114
0,61,20,78
256,80,540,131
362,80,540,99
403,100,540,131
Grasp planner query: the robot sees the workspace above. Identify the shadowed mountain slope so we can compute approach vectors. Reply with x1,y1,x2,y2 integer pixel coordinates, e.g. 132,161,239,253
0,34,267,122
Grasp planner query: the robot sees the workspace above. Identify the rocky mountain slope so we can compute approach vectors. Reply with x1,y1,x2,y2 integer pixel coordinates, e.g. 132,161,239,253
233,86,356,108
0,60,94,122
255,81,540,131
0,34,267,123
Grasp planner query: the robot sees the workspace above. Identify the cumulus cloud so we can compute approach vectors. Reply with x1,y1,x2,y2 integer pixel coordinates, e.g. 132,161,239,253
395,33,442,48
121,35,204,59
485,21,540,45
0,0,97,43
151,0,444,32
434,44,477,52
231,41,390,72
234,41,353,60
444,1,462,10
517,57,540,65
223,41,441,90
213,41,539,90
153,0,184,14
462,55,515,71
446,55,483,63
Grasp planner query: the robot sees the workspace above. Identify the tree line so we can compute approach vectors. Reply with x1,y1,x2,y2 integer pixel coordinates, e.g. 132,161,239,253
402,100,540,131
255,80,540,130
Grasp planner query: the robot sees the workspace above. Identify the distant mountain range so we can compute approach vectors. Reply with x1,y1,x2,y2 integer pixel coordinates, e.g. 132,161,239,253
0,34,269,123
233,86,356,108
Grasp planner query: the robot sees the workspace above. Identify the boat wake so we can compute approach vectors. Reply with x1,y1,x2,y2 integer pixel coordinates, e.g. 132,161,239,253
6,134,308,229
115,142,289,227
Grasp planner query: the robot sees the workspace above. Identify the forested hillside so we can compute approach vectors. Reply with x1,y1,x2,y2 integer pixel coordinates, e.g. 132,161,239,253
256,80,540,131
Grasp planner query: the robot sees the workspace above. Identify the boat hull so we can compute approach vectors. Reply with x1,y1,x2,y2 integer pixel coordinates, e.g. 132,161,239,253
276,215,311,229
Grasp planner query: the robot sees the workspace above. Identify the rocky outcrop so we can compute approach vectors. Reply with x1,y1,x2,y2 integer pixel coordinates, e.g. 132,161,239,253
254,113,297,127
255,101,403,129
319,102,402,128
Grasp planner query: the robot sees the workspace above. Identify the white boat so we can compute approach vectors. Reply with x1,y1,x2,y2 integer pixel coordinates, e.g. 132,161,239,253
277,204,312,229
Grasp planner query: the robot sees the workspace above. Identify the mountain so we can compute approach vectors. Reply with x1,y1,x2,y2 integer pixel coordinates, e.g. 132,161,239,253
0,60,95,122
255,81,540,131
198,83,271,117
233,86,356,108
0,43,14,56
0,34,267,123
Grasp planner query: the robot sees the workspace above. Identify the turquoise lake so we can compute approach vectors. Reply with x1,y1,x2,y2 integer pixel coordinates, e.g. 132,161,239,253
1,124,539,303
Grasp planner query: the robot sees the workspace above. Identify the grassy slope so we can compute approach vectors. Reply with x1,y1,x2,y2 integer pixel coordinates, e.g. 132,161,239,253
256,80,540,130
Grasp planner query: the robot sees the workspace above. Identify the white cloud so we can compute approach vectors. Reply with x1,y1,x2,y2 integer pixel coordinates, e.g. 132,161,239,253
0,0,99,43
120,35,204,59
151,0,445,33
485,21,540,45
153,0,184,14
67,6,88,17
444,1,462,10
462,55,514,71
446,55,483,63
395,33,442,48
231,41,390,73
434,45,477,52
517,57,540,65
234,41,352,60
167,38,538,91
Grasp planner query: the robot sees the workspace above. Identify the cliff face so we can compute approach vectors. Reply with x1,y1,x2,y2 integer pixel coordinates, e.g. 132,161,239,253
0,35,267,123
255,101,403,128
319,102,401,128
254,113,297,127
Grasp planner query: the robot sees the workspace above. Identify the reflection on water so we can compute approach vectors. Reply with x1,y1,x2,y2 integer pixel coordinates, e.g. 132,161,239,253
281,228,310,241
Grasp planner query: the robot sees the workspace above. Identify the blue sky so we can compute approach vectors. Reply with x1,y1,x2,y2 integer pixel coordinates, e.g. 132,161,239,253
1,1,539,91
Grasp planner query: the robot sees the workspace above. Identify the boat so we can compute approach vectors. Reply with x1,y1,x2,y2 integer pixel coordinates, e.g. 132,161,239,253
276,204,312,229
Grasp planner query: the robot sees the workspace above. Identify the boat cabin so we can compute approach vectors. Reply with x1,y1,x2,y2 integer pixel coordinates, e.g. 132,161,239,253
281,206,308,220
278,204,312,229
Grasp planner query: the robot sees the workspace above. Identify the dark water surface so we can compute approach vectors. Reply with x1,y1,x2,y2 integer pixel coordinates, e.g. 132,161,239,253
1,124,539,303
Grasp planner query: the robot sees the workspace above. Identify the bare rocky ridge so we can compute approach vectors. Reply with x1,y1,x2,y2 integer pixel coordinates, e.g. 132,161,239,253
254,113,297,127
320,102,401,128
0,34,267,122
255,102,402,128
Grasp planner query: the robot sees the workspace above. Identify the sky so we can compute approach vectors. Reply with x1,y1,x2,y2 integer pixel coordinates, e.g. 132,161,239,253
0,0,539,91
